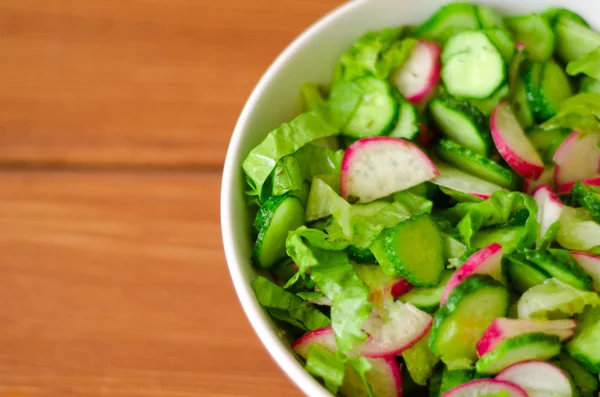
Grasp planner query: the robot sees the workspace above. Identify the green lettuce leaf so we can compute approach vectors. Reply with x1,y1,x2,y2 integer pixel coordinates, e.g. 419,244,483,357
556,206,600,251
517,278,600,319
567,46,600,80
348,357,375,397
403,331,439,385
251,276,331,331
442,191,538,250
305,345,346,394
333,28,416,84
540,93,600,133
243,111,338,200
393,190,434,215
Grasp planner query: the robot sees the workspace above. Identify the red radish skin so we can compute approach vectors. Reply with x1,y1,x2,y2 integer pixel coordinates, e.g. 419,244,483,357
496,361,573,397
341,137,439,203
523,167,555,195
440,243,503,305
358,301,432,358
391,279,414,298
491,101,545,179
292,327,402,397
476,318,576,357
571,251,600,291
443,379,528,397
391,41,441,104
553,131,600,190
533,185,564,245
556,176,600,195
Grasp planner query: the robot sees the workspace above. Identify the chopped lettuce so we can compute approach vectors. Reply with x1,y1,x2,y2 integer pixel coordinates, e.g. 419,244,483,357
442,191,538,250
403,331,439,386
517,278,600,319
540,93,600,133
556,206,600,251
243,111,338,200
305,345,346,394
251,276,331,331
393,190,434,215
566,46,600,80
333,27,416,84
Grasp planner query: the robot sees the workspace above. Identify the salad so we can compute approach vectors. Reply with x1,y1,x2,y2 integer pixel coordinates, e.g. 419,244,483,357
241,3,600,396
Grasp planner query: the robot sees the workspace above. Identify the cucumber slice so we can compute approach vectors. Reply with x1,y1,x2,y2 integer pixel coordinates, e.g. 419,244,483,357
429,275,510,370
441,368,474,394
329,77,399,138
380,214,445,287
505,14,555,62
565,307,600,373
475,332,562,375
524,249,593,291
400,270,453,313
506,254,551,294
346,245,378,264
436,139,519,189
471,226,525,254
388,97,420,140
477,6,505,29
252,194,305,268
484,28,515,63
430,96,490,156
555,16,600,63
572,181,600,224
525,61,574,122
432,162,507,201
415,3,481,44
558,353,600,397
511,67,535,130
471,84,509,116
543,8,589,28
440,186,484,203
528,128,570,164
442,31,506,99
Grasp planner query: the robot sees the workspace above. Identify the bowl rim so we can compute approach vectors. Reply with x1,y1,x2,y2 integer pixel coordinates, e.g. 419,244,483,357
220,0,374,395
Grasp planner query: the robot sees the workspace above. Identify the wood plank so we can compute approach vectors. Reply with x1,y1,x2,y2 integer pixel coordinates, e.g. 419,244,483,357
0,0,343,168
0,170,302,397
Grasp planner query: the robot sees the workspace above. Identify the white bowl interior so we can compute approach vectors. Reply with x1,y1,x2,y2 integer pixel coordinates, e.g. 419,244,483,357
221,0,595,395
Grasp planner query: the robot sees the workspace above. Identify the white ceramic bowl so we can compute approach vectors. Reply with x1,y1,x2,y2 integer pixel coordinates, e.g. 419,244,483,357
221,0,594,395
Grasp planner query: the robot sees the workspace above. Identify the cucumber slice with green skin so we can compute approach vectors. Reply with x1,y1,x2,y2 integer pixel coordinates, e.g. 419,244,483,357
429,275,510,370
400,270,453,313
441,368,474,394
477,6,505,29
572,181,600,224
442,31,506,99
543,8,589,28
566,307,600,373
329,77,399,138
432,162,507,201
388,98,420,140
555,16,600,63
471,84,509,116
524,249,594,291
415,3,481,44
484,28,515,63
559,353,600,397
475,332,562,375
471,226,525,254
511,71,535,130
430,96,490,156
436,139,519,189
440,186,484,203
381,214,445,287
527,128,570,164
524,60,574,123
506,254,551,294
251,194,305,268
505,14,555,62
346,245,378,264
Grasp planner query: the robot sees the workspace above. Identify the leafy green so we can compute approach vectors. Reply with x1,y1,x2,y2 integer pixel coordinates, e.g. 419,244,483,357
251,276,331,331
403,331,439,385
305,345,346,394
556,206,600,251
540,93,600,133
517,278,600,319
242,111,338,200
442,191,538,250
567,46,600,80
393,190,434,215
333,28,416,84
348,357,375,397
301,83,330,118
443,234,468,268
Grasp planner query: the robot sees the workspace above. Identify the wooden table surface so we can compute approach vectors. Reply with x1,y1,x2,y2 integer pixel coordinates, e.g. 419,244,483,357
0,0,344,395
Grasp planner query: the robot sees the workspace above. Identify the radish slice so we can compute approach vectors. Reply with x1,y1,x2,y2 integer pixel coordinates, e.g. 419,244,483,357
292,327,402,397
571,251,600,291
491,100,545,179
554,131,600,192
441,243,503,305
533,185,564,245
496,361,574,397
557,176,600,195
523,167,555,195
443,379,528,397
341,137,439,203
391,279,414,298
390,40,441,103
357,300,432,358
476,318,576,357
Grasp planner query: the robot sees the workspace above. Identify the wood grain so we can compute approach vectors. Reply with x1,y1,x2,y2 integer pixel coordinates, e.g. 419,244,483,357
0,0,344,169
0,171,302,397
